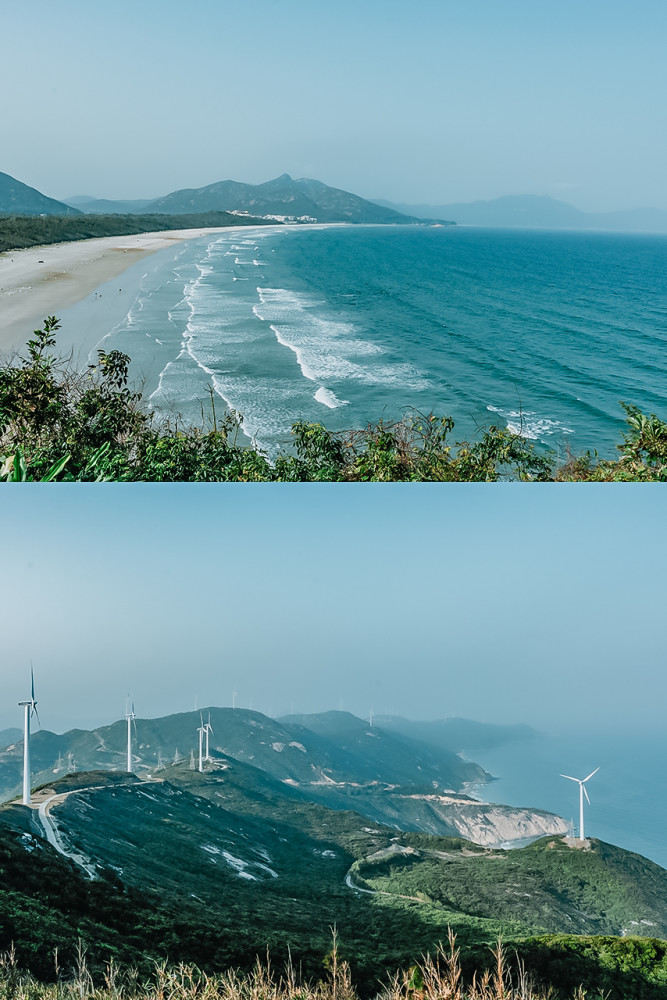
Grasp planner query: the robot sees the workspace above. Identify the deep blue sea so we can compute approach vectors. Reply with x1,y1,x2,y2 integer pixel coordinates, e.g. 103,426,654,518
77,224,667,456
468,727,667,869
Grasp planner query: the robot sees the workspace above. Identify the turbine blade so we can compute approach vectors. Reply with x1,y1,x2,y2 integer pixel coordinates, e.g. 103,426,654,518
583,785,591,805
560,774,578,782
583,767,599,783
33,706,41,728
31,663,35,701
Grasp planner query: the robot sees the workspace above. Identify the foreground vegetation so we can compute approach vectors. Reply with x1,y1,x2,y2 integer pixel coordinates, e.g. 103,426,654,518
1,320,666,481
1,931,667,1000
0,214,275,252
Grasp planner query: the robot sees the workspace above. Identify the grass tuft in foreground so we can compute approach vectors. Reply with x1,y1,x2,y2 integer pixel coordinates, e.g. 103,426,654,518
1,319,666,481
0,931,622,1000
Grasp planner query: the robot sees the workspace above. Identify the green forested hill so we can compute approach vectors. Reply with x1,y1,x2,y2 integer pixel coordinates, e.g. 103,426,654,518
353,834,667,938
1,766,667,998
142,174,427,224
0,172,81,217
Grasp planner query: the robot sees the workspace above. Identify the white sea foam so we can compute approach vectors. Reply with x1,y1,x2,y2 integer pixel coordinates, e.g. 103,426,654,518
487,405,574,440
254,287,427,390
315,387,349,408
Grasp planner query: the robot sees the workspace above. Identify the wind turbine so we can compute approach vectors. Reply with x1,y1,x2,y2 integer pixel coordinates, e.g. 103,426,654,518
18,666,39,805
560,768,599,841
204,713,213,761
197,713,206,772
125,697,136,773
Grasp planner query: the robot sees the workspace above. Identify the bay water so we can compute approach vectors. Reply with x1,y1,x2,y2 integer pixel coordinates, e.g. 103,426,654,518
62,224,667,458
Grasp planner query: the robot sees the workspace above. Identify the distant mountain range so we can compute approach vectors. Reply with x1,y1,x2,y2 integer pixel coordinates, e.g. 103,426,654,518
4,169,666,232
0,708,564,845
65,195,154,214
0,169,434,225
373,715,538,751
0,170,81,216
374,194,667,233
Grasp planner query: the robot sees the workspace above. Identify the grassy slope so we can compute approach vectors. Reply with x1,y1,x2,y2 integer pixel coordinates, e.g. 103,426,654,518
0,776,507,995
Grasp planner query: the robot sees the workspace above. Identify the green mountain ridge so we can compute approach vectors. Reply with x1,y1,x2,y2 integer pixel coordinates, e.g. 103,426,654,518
0,709,568,845
134,174,431,224
0,708,486,805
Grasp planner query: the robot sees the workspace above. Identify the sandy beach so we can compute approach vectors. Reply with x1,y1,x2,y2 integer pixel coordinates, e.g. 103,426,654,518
0,226,269,358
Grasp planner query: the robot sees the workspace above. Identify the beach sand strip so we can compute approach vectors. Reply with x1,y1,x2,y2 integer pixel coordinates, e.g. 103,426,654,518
0,226,268,357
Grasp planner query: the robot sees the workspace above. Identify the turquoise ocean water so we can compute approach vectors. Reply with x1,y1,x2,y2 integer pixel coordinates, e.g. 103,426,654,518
71,224,667,458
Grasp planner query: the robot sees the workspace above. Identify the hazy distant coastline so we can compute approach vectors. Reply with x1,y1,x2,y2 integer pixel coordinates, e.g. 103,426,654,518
373,193,667,234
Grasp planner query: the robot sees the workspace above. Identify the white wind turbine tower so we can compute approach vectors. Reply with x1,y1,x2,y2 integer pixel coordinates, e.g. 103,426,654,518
18,666,39,805
560,768,599,841
125,697,136,773
204,713,213,761
197,713,206,772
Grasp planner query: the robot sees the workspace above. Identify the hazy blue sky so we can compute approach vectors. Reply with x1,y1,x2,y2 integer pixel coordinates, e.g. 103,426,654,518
1,486,664,735
3,0,666,210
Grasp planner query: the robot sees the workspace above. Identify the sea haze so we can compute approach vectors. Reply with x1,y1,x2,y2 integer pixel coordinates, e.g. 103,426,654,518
61,224,667,458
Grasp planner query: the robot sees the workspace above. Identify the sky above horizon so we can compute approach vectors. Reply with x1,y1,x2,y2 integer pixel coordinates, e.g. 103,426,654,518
3,0,667,212
0,486,664,736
